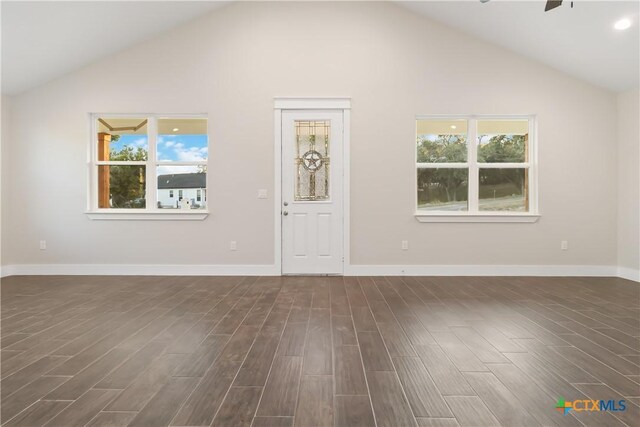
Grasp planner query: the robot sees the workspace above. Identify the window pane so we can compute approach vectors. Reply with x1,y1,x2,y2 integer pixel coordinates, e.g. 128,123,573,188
479,168,528,211
295,120,330,201
157,165,207,209
417,168,468,211
477,120,528,163
157,118,208,162
98,165,146,209
96,118,148,161
416,119,467,163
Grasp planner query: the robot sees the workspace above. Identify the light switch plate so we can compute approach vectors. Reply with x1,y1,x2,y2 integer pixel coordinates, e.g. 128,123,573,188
258,189,268,199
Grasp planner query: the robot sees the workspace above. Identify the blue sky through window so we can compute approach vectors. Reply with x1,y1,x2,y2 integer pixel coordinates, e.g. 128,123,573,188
110,134,208,162
157,135,208,162
110,134,148,153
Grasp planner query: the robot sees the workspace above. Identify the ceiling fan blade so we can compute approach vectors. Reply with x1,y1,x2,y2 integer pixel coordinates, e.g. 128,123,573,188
545,0,563,11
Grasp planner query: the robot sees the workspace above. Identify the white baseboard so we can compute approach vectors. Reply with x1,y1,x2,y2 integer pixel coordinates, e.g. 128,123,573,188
1,263,635,281
0,264,279,277
345,264,619,277
617,267,640,282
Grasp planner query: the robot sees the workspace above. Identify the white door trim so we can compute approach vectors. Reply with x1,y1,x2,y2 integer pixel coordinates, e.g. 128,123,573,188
274,97,351,275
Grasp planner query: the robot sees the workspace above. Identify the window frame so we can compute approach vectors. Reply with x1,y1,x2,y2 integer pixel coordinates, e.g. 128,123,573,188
86,113,209,220
415,114,539,223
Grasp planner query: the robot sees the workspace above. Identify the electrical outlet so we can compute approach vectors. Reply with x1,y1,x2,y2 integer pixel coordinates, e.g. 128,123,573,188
401,240,409,251
39,240,47,250
230,241,237,251
561,240,568,251
257,189,268,199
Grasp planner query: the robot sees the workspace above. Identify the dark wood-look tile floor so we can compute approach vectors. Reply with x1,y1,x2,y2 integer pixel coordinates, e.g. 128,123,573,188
1,275,639,426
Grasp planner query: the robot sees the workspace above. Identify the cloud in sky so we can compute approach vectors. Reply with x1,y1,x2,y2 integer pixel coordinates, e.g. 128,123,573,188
133,137,147,147
110,135,148,152
157,165,202,176
158,135,208,162
176,146,208,162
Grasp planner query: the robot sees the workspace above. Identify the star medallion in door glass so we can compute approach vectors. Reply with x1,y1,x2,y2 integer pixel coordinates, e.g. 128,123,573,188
302,150,324,171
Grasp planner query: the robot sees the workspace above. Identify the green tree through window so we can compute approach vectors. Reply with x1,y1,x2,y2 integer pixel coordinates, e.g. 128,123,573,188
478,134,526,204
109,139,147,208
417,134,468,206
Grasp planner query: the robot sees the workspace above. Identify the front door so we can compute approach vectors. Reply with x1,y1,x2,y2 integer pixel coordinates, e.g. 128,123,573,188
281,110,344,275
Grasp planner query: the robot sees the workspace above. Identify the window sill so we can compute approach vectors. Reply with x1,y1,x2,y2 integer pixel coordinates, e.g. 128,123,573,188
86,210,209,221
415,213,540,223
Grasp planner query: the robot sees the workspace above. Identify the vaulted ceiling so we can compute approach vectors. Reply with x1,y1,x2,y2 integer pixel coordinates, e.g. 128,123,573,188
1,1,228,95
401,0,639,92
2,1,638,95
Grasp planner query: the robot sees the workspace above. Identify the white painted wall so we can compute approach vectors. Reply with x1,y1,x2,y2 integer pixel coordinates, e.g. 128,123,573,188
1,95,10,271
1,2,623,273
617,90,640,280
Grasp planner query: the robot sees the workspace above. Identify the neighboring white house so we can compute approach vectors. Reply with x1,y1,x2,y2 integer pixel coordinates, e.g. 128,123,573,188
157,173,206,209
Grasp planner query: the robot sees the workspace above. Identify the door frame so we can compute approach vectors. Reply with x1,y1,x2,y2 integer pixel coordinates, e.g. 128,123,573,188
274,97,351,275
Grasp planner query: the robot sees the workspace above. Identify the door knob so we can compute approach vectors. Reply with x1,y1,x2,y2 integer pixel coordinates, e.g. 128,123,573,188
283,201,289,206
283,211,289,216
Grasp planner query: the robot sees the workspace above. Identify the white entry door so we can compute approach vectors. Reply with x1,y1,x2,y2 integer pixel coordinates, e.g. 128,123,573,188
281,110,344,275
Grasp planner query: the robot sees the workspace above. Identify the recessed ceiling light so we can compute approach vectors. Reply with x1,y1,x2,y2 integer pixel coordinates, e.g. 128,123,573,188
172,128,179,132
451,125,457,129
614,18,631,30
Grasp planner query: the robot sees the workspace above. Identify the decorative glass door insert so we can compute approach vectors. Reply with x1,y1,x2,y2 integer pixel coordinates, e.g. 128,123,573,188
295,120,330,201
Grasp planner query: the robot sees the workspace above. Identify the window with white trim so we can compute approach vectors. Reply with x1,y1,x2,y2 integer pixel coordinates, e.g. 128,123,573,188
416,116,537,221
90,115,208,214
